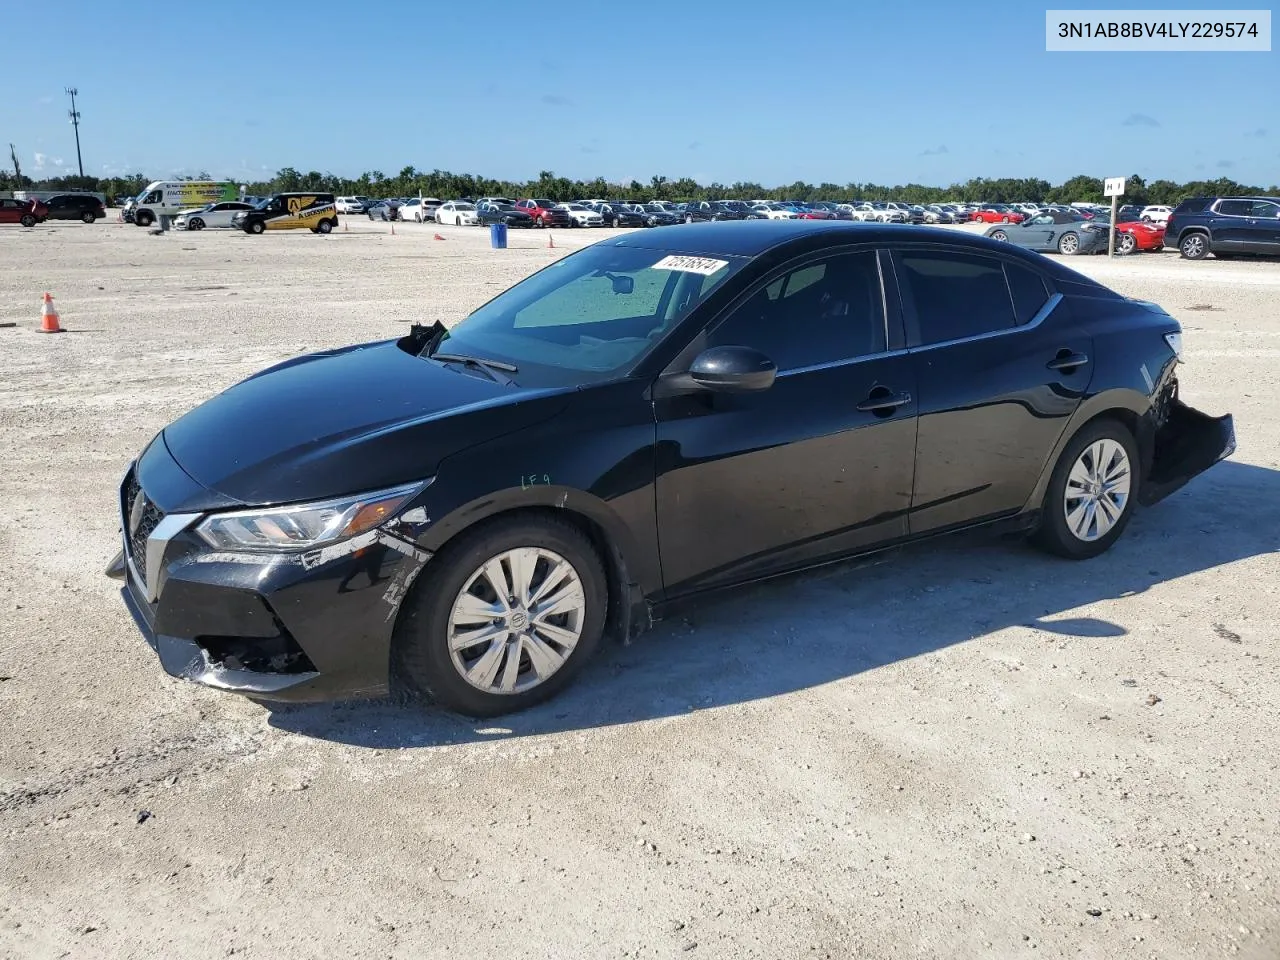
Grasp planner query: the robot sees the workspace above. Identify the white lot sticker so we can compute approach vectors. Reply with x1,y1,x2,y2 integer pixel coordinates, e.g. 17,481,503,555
652,255,729,276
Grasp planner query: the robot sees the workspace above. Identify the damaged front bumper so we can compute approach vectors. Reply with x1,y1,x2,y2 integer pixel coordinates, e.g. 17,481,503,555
1139,398,1235,507
107,442,435,703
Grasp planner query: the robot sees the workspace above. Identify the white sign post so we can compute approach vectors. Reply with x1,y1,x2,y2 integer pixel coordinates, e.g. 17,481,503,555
1104,177,1125,256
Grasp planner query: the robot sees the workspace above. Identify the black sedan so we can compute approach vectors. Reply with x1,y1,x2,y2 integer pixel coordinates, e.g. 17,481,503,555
601,203,647,228
639,203,680,227
107,222,1234,717
476,202,536,227
679,200,748,223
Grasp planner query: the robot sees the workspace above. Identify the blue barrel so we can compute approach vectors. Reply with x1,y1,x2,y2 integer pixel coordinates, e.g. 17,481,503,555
490,222,508,249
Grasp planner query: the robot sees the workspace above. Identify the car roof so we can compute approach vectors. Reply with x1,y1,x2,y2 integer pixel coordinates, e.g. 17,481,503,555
608,220,1096,281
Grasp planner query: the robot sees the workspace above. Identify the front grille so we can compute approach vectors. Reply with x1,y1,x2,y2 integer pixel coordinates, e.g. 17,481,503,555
122,469,165,586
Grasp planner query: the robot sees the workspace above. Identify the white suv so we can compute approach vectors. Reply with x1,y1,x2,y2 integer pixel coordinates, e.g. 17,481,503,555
335,197,367,214
1140,205,1173,225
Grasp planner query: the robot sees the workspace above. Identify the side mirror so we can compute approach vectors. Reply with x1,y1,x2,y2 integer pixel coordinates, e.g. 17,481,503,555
688,345,776,393
611,275,634,295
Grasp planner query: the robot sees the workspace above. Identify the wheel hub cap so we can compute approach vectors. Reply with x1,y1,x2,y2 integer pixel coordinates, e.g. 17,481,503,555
1063,439,1132,542
448,547,586,695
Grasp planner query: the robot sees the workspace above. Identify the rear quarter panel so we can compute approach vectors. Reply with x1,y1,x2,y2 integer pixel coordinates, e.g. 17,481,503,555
1021,290,1179,509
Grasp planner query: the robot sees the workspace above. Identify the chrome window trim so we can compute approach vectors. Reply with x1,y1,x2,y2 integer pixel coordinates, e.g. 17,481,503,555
775,346,911,379
907,292,1064,355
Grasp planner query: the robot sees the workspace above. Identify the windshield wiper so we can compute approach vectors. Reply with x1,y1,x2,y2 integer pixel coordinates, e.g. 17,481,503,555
431,353,518,385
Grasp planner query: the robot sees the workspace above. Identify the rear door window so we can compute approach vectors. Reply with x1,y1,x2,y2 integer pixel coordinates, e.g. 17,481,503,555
1216,200,1253,217
1004,262,1051,325
894,250,1017,345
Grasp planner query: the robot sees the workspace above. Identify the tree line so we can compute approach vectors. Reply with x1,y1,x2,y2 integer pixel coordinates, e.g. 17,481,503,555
3,165,1276,208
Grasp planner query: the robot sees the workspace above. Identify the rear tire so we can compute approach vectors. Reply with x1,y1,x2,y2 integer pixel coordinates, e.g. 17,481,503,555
1033,419,1140,560
81,211,96,224
990,229,1009,241
317,219,333,234
393,515,608,717
1116,231,1137,255
1057,232,1080,255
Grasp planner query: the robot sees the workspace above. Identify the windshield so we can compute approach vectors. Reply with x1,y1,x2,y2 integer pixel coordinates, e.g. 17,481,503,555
433,245,747,382
532,199,554,207
454,202,476,210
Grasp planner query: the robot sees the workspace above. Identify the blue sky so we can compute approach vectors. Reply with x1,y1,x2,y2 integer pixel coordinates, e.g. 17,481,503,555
3,0,1276,187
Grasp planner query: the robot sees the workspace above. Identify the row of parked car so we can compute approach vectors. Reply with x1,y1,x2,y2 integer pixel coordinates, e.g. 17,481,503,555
0,193,108,226
9,189,1273,261
333,194,1186,230
345,194,1276,260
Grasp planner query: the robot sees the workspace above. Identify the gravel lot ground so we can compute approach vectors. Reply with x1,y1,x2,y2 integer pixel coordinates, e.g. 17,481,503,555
1,214,1277,960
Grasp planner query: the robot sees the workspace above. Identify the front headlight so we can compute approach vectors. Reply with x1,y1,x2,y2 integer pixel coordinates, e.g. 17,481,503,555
195,481,424,552
1164,332,1183,361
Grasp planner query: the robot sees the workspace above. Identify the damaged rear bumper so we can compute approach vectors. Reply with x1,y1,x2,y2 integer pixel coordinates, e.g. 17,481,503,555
1139,399,1235,507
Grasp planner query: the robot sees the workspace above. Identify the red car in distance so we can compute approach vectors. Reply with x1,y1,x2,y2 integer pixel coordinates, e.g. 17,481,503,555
514,198,572,228
1115,218,1166,254
0,197,49,227
970,204,1025,224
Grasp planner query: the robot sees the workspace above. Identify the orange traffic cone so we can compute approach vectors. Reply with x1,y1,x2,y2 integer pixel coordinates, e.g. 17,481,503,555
433,233,445,241
39,293,64,334
547,232,555,249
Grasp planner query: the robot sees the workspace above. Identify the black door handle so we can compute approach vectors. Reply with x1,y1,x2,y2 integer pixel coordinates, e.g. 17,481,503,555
1047,351,1089,371
857,390,912,412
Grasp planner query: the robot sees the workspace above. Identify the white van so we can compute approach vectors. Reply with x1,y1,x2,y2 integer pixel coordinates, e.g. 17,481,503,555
130,181,240,227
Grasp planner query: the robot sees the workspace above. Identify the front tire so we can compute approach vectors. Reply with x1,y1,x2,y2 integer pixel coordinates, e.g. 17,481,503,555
247,220,265,235
20,214,36,228
1033,419,1139,560
188,218,205,231
135,210,154,227
1180,233,1210,260
393,515,608,717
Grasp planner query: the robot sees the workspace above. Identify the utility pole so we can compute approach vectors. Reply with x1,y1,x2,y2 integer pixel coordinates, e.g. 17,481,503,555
65,87,84,177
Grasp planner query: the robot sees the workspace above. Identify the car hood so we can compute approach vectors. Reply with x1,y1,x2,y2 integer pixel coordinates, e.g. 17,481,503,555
162,339,573,506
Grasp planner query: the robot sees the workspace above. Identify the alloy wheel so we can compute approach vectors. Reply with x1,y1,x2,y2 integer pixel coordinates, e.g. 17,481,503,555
1063,439,1131,542
447,547,586,695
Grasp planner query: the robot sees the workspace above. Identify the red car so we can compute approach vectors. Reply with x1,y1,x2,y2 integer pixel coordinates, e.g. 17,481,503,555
794,208,837,220
1115,219,1166,254
970,206,1025,224
0,197,49,227
514,198,571,228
